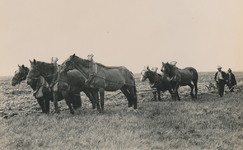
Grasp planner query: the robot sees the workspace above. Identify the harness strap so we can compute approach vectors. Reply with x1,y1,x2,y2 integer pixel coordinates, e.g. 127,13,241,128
85,61,98,85
33,76,51,98
149,74,162,88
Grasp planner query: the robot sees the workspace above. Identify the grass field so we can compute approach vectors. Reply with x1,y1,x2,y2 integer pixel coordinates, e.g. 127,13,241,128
0,72,243,150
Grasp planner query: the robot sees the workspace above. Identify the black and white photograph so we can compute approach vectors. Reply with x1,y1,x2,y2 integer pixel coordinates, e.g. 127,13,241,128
0,1,243,149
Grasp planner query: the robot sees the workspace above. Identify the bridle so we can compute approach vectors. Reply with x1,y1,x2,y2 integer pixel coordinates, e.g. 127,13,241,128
62,59,89,79
13,70,28,84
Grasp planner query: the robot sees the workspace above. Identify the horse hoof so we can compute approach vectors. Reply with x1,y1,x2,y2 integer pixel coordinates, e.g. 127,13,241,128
133,109,139,113
127,107,133,112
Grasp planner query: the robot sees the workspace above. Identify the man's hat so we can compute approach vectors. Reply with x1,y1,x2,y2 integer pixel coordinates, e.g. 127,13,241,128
228,68,232,72
217,65,222,69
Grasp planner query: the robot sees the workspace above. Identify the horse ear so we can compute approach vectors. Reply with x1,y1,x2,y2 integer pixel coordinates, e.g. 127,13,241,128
22,65,25,68
147,66,151,71
29,59,32,64
71,53,75,59
162,62,164,65
33,59,37,65
18,64,21,67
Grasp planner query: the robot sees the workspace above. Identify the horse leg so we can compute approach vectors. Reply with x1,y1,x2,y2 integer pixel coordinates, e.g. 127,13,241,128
176,91,181,101
188,82,194,99
168,88,174,100
94,90,101,113
126,85,138,110
99,88,105,113
193,80,198,99
83,89,96,109
75,95,82,108
121,86,132,109
157,90,162,101
152,91,157,101
69,93,77,110
43,98,50,113
53,92,60,113
173,83,180,101
61,91,74,114
37,98,45,113
133,85,138,110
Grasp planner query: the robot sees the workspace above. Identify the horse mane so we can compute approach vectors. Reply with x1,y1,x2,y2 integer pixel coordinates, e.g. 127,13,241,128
20,65,29,74
35,61,56,74
72,55,90,68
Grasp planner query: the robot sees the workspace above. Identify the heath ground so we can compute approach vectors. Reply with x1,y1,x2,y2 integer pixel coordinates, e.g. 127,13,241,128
0,72,243,150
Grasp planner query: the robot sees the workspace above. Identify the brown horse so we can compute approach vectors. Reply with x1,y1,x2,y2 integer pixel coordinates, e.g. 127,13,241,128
140,66,173,101
27,60,85,114
161,62,198,100
53,69,97,114
11,65,29,86
59,54,138,113
11,64,66,113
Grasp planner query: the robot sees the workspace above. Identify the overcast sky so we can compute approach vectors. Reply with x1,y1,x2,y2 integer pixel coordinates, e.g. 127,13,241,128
1,0,243,76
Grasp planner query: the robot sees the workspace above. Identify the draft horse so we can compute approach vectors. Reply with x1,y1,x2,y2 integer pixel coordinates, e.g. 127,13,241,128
27,60,86,114
140,66,174,101
54,69,97,114
11,64,66,113
161,62,198,100
59,54,138,113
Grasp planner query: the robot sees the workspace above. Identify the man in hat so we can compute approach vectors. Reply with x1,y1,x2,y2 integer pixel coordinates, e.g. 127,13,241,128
227,68,237,92
214,65,228,97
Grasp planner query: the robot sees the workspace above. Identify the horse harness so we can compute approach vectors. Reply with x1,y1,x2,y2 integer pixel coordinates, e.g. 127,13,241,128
169,67,182,83
85,61,134,87
149,74,162,89
33,76,51,99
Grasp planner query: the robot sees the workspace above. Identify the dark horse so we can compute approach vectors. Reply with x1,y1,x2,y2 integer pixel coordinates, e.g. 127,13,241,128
161,62,198,100
59,54,138,113
53,69,97,114
11,65,29,86
11,64,73,113
140,66,173,101
27,59,95,114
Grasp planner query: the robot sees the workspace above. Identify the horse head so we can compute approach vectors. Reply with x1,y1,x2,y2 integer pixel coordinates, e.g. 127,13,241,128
27,59,41,86
59,54,77,74
140,66,157,82
161,62,174,78
11,64,29,86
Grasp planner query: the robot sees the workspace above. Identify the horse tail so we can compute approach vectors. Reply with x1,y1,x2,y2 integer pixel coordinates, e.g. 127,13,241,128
133,78,138,109
191,67,198,98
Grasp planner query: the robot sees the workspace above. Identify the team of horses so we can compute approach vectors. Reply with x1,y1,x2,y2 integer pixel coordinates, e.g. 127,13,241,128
11,54,198,114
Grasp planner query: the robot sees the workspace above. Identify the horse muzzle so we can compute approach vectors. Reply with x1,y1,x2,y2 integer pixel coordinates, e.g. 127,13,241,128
11,79,17,86
26,78,33,85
